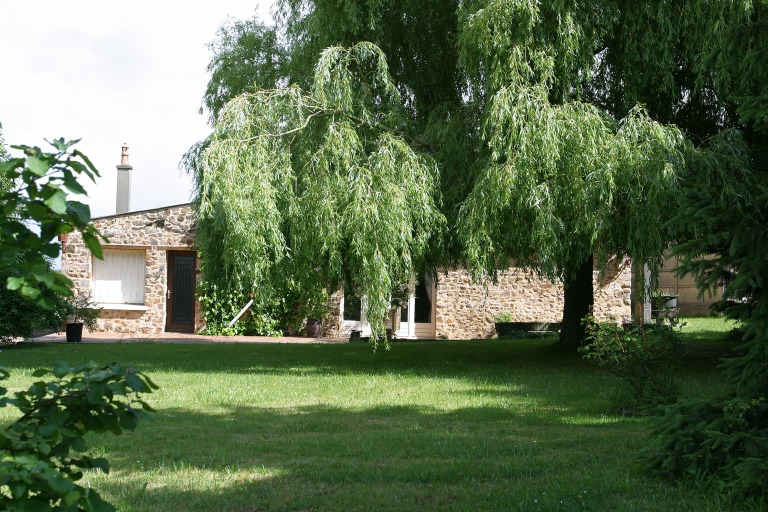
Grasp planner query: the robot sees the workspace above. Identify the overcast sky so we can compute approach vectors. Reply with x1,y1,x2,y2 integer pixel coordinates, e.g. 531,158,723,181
1,1,272,218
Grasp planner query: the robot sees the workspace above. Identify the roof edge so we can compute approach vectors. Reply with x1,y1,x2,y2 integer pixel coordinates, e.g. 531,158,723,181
92,202,193,220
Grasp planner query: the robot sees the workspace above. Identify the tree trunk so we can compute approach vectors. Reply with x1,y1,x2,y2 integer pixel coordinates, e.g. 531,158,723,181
559,254,594,349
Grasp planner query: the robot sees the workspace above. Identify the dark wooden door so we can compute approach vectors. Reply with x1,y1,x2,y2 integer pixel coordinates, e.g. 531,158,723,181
166,251,196,332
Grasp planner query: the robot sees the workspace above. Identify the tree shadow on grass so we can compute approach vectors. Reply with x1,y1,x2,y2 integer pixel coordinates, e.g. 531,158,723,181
1,338,592,377
89,403,660,512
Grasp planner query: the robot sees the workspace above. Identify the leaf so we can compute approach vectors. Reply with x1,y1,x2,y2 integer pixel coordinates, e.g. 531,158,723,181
43,188,68,215
26,202,48,221
63,175,87,195
34,272,56,288
39,467,73,493
53,360,70,378
0,157,25,175
64,489,81,506
37,295,56,311
87,490,117,512
27,155,49,177
6,277,23,291
68,201,92,224
51,272,74,293
38,424,58,437
125,373,145,392
18,496,53,512
83,231,103,259
10,481,27,499
20,285,41,300
51,137,70,152
90,457,110,474
73,149,100,178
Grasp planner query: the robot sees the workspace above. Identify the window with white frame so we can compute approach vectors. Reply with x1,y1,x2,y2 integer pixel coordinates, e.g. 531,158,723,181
92,249,146,304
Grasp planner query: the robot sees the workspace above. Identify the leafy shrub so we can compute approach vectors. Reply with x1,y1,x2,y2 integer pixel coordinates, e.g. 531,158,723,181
0,361,157,510
494,312,514,323
0,265,70,343
197,281,285,336
579,315,684,414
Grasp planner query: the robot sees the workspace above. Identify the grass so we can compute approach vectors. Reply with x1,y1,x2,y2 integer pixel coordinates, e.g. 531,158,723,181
0,318,749,511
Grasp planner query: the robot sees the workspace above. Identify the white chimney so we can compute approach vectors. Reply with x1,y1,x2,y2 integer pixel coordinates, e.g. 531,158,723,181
116,143,132,214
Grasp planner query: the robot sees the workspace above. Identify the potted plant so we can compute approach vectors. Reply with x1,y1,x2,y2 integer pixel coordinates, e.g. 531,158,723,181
65,291,100,342
302,289,330,338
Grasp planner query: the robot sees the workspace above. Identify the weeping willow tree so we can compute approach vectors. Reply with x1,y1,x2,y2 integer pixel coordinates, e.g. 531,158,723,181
455,2,687,346
189,43,445,343
188,0,768,499
191,1,761,347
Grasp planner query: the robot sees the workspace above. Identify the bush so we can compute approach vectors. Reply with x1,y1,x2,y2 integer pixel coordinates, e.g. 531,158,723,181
0,361,157,510
579,315,684,414
197,282,285,336
0,266,70,343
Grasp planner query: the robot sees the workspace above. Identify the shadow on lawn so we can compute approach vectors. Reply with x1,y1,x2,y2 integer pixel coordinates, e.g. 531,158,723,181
3,338,590,376
96,403,645,512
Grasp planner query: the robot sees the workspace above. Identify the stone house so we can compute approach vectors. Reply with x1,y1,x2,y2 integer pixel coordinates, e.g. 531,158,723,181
61,145,634,338
62,145,201,334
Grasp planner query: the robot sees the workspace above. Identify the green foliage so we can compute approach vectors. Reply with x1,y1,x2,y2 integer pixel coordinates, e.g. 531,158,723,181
197,281,286,337
667,133,768,500
692,1,768,133
0,362,157,511
644,124,768,500
0,261,70,343
194,1,766,352
580,316,684,414
0,137,103,308
459,98,684,283
647,397,768,503
63,291,101,331
202,16,286,124
189,43,445,346
494,312,514,323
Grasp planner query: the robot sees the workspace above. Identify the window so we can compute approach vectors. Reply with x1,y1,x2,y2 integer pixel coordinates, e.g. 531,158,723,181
342,289,362,321
92,249,146,304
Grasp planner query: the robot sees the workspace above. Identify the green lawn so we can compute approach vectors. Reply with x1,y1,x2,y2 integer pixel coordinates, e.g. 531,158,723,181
0,319,748,511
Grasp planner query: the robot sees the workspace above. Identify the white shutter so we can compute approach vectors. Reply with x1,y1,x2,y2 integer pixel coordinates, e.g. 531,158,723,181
92,249,146,304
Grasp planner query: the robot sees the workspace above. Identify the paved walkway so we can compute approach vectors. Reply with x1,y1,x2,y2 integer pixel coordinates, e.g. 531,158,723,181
30,331,349,345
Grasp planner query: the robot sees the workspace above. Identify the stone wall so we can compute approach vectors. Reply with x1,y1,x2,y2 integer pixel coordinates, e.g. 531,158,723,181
434,257,632,339
61,204,200,334
62,201,632,339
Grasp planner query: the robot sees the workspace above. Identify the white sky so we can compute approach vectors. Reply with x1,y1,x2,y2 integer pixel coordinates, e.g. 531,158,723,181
0,1,273,218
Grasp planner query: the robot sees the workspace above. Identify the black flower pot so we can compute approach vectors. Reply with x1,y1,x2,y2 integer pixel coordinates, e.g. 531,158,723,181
66,323,83,343
305,319,322,338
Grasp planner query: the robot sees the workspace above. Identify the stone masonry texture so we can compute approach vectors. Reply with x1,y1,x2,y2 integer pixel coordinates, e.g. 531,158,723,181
61,204,200,334
433,257,632,340
62,203,631,338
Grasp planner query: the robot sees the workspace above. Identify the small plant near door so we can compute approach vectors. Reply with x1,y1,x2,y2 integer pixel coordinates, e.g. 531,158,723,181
64,291,100,342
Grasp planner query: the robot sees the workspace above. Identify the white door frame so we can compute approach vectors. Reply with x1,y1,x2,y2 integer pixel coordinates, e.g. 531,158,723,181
339,292,371,337
396,275,436,339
